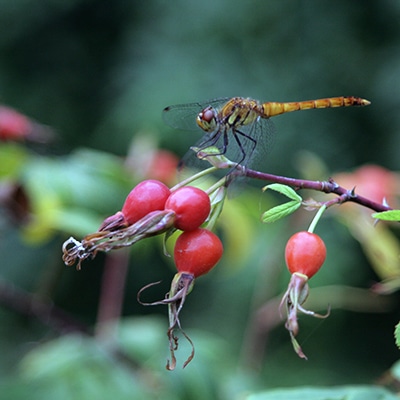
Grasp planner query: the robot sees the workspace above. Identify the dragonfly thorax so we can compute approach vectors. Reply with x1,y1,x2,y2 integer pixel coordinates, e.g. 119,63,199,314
196,106,218,133
219,97,261,129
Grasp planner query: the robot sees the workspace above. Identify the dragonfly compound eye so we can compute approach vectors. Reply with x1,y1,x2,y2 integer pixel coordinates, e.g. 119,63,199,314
196,107,217,132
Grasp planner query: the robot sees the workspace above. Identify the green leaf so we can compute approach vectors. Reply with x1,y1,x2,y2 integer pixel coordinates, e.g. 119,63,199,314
117,316,168,363
262,183,302,202
0,143,29,179
372,210,400,221
247,385,399,400
261,200,301,223
395,322,400,349
19,334,149,400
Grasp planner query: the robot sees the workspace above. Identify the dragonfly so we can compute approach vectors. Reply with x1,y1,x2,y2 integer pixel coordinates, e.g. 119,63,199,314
163,96,370,171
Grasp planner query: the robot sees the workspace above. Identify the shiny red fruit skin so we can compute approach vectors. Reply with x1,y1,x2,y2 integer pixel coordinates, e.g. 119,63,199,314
121,180,171,225
285,231,326,278
174,228,223,278
165,186,211,231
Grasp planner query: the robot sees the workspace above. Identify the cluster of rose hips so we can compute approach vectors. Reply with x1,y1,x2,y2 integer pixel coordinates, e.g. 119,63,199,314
107,179,328,363
63,173,331,367
100,179,223,279
97,179,224,370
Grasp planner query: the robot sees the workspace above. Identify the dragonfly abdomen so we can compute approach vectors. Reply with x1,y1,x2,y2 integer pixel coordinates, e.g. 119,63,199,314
261,96,371,118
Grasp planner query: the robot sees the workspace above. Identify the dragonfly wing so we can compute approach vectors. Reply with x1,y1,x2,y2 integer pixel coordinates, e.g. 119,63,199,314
163,97,276,174
246,117,276,170
162,102,204,131
221,116,276,170
162,98,230,131
179,116,276,172
178,128,224,170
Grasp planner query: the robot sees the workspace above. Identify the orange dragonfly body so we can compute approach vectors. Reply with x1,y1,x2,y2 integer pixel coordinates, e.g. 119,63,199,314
163,96,370,168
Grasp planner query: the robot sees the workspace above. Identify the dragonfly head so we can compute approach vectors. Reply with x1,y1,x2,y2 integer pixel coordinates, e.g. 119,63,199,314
196,106,217,133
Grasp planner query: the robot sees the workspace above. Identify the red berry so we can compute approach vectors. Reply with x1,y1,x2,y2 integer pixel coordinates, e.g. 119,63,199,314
0,106,31,140
145,150,179,184
121,180,171,225
285,231,326,278
165,186,211,231
174,228,223,278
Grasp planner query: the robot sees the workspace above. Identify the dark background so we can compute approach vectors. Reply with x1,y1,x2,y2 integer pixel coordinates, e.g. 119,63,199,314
0,1,399,399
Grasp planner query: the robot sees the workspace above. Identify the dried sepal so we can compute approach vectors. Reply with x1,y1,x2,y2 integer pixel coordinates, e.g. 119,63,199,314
137,272,196,370
62,209,176,269
280,272,330,359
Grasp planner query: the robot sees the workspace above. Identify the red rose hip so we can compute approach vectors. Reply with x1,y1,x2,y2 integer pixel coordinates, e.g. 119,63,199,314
165,186,211,231
174,228,223,278
122,179,171,225
285,231,326,278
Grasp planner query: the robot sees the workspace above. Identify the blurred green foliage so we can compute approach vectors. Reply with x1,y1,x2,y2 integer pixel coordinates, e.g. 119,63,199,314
0,1,400,399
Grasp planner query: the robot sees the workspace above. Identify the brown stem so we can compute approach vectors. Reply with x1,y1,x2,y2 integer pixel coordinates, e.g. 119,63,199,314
244,169,392,213
95,249,129,342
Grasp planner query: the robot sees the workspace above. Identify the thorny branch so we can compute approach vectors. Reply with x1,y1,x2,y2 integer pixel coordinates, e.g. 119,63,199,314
243,168,392,213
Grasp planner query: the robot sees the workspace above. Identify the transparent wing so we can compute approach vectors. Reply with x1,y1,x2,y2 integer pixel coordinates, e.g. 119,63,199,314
162,98,230,131
179,115,276,173
244,116,276,171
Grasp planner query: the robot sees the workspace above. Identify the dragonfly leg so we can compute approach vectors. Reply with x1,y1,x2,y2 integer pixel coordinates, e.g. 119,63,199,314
232,128,257,166
197,128,229,157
